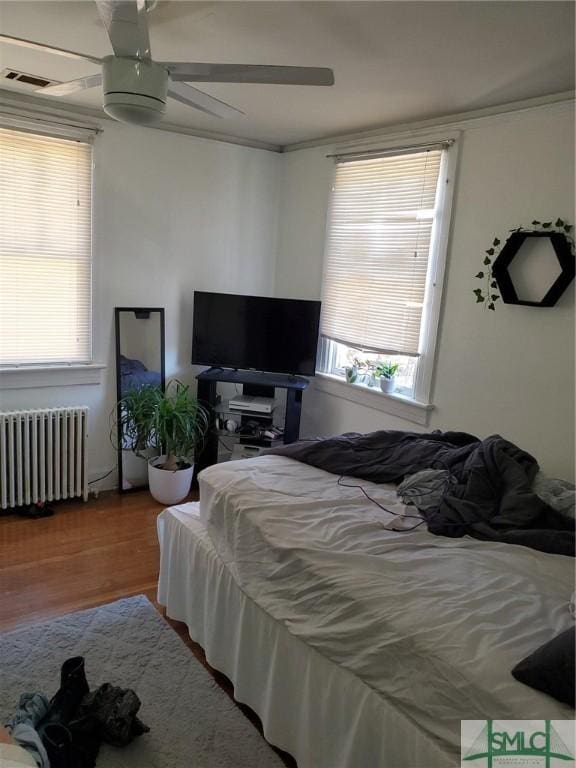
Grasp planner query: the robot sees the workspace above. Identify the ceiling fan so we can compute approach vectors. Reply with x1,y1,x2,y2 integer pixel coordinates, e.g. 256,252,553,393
0,0,335,126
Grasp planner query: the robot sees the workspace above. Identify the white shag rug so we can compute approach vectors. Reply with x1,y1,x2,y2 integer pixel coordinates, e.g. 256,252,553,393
0,595,287,768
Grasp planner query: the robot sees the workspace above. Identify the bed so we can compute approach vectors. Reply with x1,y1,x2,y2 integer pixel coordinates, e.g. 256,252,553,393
157,454,574,768
119,354,162,395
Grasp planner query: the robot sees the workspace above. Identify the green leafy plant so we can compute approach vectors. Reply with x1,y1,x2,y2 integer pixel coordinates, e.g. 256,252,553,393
374,361,400,380
113,380,209,472
345,357,370,383
473,236,502,311
474,218,574,311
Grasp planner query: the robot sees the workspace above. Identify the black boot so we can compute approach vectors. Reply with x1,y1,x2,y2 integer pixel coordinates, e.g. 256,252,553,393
39,657,90,750
42,723,73,768
44,719,102,768
59,657,89,704
68,714,103,768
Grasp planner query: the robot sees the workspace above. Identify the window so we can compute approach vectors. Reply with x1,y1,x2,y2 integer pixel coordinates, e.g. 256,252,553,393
0,127,93,366
318,141,455,402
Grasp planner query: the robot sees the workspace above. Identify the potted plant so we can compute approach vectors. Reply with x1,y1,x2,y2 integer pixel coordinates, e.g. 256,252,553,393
345,365,358,384
116,383,161,490
345,356,364,384
374,361,400,394
114,380,209,505
363,360,379,387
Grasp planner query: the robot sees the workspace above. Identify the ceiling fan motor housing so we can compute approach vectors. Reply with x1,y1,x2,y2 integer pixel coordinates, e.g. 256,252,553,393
102,56,168,125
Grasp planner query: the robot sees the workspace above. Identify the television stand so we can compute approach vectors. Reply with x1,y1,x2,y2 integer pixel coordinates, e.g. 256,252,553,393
194,368,309,480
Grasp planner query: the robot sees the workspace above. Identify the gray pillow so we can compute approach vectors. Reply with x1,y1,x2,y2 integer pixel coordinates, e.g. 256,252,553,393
397,469,452,512
532,472,575,520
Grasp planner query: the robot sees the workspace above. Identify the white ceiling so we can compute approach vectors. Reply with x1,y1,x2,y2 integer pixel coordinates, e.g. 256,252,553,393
0,1,574,148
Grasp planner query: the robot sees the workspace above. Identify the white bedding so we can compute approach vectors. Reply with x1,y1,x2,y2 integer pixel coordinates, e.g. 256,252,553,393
159,503,412,768
198,455,574,760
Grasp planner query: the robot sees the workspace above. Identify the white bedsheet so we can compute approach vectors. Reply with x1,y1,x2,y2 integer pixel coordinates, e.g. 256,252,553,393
159,503,423,767
198,455,574,760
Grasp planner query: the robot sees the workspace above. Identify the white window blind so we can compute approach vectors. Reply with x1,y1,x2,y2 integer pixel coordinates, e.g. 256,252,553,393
321,147,444,357
0,127,93,365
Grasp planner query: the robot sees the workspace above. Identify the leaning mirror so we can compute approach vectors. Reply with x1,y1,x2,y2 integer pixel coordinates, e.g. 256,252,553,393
115,307,165,492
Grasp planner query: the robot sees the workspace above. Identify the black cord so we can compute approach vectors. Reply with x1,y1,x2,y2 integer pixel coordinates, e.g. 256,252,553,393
337,475,427,531
88,468,114,486
337,462,479,533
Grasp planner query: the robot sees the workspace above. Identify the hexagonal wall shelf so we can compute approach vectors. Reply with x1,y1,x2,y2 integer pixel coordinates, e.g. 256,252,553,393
492,231,575,307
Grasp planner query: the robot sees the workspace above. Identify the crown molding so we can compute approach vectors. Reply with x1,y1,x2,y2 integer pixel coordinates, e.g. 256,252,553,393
281,90,575,153
1,87,573,156
0,88,282,153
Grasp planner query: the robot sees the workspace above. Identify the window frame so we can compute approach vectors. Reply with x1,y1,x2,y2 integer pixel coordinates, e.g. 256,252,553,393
0,118,97,371
316,131,460,416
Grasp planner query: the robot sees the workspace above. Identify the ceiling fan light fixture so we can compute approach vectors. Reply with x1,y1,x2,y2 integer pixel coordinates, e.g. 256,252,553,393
103,97,165,125
0,0,334,127
102,55,167,125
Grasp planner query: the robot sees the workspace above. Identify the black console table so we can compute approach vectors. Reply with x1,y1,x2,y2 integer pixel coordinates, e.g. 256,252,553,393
195,368,309,479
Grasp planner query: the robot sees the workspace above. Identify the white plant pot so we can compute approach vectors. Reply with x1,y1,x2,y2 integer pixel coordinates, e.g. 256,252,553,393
380,377,396,394
345,366,358,384
148,455,194,505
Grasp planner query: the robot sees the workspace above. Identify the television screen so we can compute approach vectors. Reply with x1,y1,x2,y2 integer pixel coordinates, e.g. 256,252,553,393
192,292,321,376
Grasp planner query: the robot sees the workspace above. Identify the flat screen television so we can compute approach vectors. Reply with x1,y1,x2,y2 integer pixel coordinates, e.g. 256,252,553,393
192,291,321,376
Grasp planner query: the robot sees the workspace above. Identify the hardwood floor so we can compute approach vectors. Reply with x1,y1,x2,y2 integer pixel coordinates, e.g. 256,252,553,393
0,490,296,767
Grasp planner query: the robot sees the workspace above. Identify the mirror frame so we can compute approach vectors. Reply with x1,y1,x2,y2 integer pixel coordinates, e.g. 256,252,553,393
114,306,166,494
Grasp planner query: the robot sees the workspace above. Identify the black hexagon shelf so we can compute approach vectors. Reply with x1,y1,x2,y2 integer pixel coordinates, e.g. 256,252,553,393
492,231,575,307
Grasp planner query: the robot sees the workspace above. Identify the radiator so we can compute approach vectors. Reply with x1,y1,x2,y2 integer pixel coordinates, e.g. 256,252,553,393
0,407,88,510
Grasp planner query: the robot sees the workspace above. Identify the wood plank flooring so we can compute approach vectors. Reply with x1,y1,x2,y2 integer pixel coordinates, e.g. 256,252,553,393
0,491,296,767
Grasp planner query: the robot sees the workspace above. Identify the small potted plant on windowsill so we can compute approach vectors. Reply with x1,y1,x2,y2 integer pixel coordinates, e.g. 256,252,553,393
374,361,400,394
345,357,365,384
113,380,209,505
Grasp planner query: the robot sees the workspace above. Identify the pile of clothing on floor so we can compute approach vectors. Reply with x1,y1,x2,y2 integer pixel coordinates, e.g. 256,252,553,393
5,657,149,767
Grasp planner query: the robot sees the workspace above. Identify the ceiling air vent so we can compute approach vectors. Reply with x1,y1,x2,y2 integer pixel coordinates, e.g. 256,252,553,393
1,69,58,89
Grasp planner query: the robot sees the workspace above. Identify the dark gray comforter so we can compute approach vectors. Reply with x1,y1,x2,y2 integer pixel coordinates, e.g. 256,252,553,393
267,431,574,556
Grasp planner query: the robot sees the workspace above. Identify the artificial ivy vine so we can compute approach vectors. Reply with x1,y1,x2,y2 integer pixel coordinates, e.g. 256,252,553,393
474,218,573,310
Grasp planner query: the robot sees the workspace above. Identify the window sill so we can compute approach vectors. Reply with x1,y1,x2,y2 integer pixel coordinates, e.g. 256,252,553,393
313,372,433,426
0,364,106,390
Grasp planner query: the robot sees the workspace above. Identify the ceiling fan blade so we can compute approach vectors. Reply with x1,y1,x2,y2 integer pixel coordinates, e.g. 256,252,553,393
39,73,103,97
168,82,244,119
0,34,101,65
94,0,151,60
163,63,335,86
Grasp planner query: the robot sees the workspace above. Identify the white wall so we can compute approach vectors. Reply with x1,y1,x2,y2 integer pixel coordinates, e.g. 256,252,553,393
3,101,573,487
0,122,280,484
274,102,576,480
119,312,163,373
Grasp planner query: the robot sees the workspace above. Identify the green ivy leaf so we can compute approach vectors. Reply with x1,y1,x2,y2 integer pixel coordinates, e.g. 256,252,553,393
486,248,495,255
476,294,485,303
488,303,495,311
564,225,573,232
491,294,500,301
542,222,552,228
532,220,541,226
493,238,500,246
475,271,484,279
555,218,564,227
490,280,498,288
483,256,492,265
